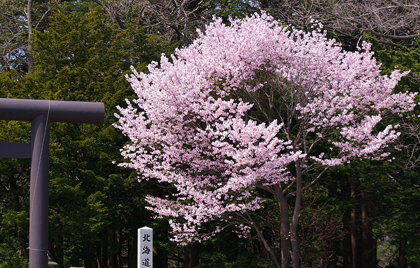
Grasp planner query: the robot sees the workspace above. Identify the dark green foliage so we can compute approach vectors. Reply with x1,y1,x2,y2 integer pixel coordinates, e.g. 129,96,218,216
362,35,420,266
366,35,420,96
0,4,177,267
31,6,176,267
0,71,33,268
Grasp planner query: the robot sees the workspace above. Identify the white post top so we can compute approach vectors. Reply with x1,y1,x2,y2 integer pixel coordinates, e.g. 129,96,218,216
138,227,153,268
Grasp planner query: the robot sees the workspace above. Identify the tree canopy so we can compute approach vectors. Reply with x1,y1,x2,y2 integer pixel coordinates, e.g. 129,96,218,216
115,12,417,268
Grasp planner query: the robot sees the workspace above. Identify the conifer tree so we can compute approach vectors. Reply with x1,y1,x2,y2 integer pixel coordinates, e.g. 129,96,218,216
1,4,176,267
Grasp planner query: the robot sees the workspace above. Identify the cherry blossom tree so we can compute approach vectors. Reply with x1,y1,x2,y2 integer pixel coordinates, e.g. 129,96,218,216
115,13,417,268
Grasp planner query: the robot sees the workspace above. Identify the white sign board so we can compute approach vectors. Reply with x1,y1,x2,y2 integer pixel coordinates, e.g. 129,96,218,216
138,227,153,268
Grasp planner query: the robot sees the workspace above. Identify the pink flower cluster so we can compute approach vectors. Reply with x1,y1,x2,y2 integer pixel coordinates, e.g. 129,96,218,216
115,12,416,243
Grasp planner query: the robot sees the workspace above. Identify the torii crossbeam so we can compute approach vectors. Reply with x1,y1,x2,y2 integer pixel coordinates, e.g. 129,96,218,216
0,98,105,268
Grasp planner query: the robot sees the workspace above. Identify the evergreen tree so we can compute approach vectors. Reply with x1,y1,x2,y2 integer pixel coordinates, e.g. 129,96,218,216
0,4,177,267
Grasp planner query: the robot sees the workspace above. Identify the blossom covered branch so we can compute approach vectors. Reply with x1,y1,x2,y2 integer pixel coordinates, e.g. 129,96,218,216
115,12,417,247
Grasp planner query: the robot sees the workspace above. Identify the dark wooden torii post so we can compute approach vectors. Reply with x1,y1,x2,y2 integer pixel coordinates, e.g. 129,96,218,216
0,98,105,268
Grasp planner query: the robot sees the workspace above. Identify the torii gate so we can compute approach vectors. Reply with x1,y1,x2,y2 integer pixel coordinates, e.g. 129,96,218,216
0,98,105,268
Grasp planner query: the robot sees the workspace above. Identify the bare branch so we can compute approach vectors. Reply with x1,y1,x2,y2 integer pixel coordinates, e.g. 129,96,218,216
268,0,420,46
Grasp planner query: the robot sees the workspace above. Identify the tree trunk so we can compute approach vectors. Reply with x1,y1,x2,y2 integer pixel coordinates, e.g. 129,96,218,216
274,184,291,268
106,227,117,268
290,163,303,268
116,229,122,268
184,242,199,268
26,0,33,70
350,182,359,268
343,231,351,268
361,200,377,268
399,239,407,268
83,239,99,268
128,233,136,268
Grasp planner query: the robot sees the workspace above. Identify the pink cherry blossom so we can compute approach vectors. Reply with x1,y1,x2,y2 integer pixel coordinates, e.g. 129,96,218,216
115,12,416,267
